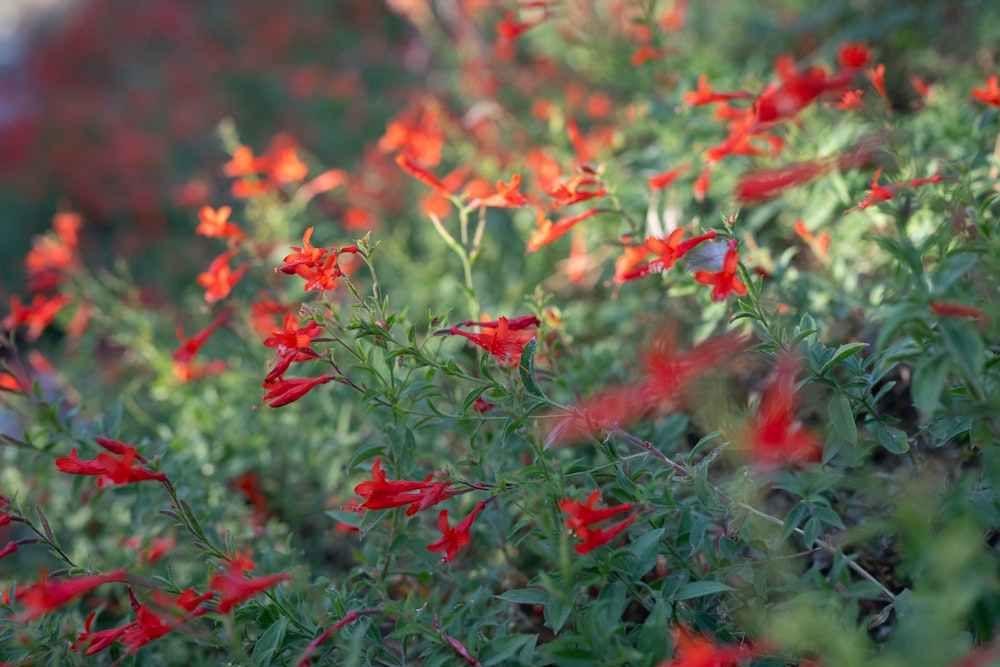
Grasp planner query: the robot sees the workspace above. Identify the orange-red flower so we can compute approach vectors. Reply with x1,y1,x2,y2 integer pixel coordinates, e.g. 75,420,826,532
683,75,753,106
617,229,717,282
866,63,891,112
3,293,73,342
395,153,449,193
972,76,1000,107
76,587,212,656
469,174,528,208
559,490,636,553
14,568,126,622
261,374,335,408
55,438,166,487
693,240,747,301
526,208,601,253
196,206,243,239
353,458,453,516
172,313,228,382
209,559,291,614
845,168,945,213
440,315,535,366
740,354,822,467
197,250,249,304
547,329,748,444
659,626,754,667
647,164,691,190
930,301,987,320
427,501,486,563
547,174,605,208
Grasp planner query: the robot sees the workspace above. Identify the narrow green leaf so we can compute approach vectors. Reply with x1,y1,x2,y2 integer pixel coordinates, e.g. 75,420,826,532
828,393,857,446
495,588,549,605
519,337,544,397
674,580,734,600
820,343,869,376
251,617,288,667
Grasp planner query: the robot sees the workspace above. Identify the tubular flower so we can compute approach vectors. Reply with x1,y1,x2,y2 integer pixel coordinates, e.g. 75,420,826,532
209,559,292,614
693,240,747,301
25,211,82,291
659,626,755,667
196,206,243,238
526,208,601,253
741,354,822,467
754,54,852,123
618,229,717,282
172,313,228,382
547,175,606,207
14,568,126,622
559,490,636,554
427,500,487,563
395,153,449,193
261,374,335,408
55,438,166,487
647,164,691,190
264,313,323,351
546,329,748,444
683,74,754,106
866,63,891,112
972,76,1000,107
469,174,528,208
440,316,535,366
197,249,249,304
76,587,212,656
930,301,987,321
3,293,73,342
353,458,453,516
276,226,328,275
845,168,946,213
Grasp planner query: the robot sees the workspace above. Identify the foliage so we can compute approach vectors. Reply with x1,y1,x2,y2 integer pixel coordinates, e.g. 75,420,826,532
2,1,1000,666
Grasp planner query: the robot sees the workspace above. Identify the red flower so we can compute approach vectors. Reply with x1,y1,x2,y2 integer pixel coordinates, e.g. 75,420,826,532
427,500,486,563
547,175,605,208
526,208,601,253
559,490,636,553
647,164,691,190
735,159,831,203
441,316,534,366
692,165,711,201
209,560,291,614
741,354,822,467
0,541,18,560
837,42,872,70
469,174,528,208
55,438,166,487
472,396,494,413
277,227,328,275
353,458,452,516
866,63,891,112
972,76,1000,107
172,313,228,382
659,626,754,667
694,240,747,301
683,75,753,106
930,301,987,320
618,229,717,282
196,206,243,238
547,329,748,444
845,168,945,213
76,587,212,656
395,153,449,193
261,374,335,408
15,568,126,621
3,293,73,342
754,54,852,122
197,249,249,304
835,88,866,111
264,313,323,351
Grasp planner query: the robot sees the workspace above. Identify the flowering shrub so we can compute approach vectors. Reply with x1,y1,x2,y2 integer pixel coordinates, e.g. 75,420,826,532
2,1,1000,666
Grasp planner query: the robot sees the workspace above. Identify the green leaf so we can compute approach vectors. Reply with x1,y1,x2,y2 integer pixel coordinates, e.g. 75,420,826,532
480,633,537,666
543,594,573,634
251,617,288,667
828,393,857,446
496,588,550,605
519,337,544,397
819,343,869,376
874,423,909,454
910,354,951,419
939,318,985,379
674,580,734,601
